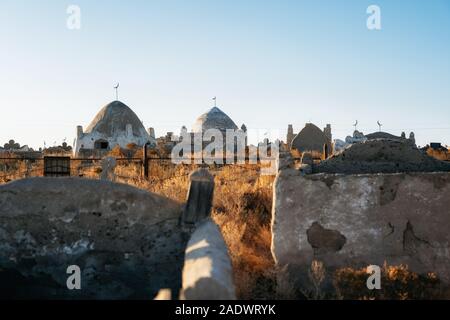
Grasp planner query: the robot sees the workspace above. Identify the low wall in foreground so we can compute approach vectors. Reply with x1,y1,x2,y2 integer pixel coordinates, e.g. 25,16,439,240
272,170,450,297
0,177,186,299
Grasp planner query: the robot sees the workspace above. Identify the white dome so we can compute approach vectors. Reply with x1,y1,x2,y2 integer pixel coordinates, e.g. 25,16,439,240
86,100,148,138
192,107,238,133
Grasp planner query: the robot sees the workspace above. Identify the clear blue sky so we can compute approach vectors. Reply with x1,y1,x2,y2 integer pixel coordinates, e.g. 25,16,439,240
1,0,449,149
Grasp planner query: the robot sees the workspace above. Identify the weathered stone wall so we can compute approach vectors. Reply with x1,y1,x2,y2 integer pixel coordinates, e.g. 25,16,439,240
181,218,236,300
272,169,450,297
0,177,186,299
0,169,236,300
314,139,450,174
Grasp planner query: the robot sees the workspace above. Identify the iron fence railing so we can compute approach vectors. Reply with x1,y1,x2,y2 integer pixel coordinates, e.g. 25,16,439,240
0,155,267,183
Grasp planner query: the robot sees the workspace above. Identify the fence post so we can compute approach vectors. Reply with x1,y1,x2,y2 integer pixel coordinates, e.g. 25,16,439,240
143,143,149,179
181,168,214,228
25,159,30,178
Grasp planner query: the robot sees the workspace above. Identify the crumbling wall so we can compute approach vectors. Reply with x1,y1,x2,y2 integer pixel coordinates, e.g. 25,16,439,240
314,139,450,174
0,177,186,299
271,169,450,298
0,169,236,300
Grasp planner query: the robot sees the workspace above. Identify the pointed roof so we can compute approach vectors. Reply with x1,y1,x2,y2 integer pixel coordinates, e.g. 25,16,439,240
85,100,148,137
291,123,328,152
192,106,238,133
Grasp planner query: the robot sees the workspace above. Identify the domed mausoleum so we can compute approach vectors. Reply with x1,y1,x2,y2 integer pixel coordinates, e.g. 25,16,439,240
75,100,154,156
174,105,246,157
192,107,238,134
291,123,333,159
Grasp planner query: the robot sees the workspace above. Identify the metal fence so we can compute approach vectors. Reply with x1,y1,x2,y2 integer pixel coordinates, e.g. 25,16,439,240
0,155,265,184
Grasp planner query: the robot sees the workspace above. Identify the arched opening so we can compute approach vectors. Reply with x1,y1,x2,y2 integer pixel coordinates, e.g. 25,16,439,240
94,139,109,150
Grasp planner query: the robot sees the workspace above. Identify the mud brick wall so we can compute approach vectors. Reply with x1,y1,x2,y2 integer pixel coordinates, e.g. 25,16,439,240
0,177,186,299
271,169,450,297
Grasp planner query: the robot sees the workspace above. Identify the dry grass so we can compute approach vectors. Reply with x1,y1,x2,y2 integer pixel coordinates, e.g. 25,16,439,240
211,165,276,299
334,263,444,300
426,148,450,162
113,162,277,299
0,155,43,183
